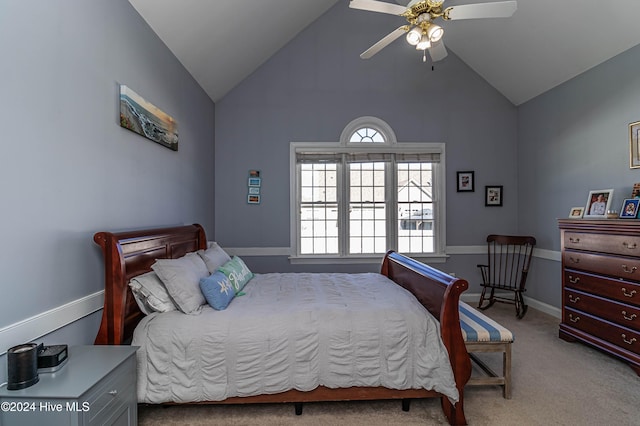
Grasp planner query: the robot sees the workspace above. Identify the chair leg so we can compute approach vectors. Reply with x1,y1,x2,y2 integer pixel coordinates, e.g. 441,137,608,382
515,291,528,319
478,287,496,310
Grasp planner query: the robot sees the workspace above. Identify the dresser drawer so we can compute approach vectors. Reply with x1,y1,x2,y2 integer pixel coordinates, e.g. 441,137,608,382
564,231,640,256
85,354,136,425
564,307,640,355
563,269,640,306
563,251,640,281
564,289,640,331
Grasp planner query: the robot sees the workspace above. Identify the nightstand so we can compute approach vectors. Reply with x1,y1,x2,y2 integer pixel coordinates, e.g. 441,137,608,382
0,345,138,425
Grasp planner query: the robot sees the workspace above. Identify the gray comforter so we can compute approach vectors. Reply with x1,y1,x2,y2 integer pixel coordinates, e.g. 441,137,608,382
132,272,459,404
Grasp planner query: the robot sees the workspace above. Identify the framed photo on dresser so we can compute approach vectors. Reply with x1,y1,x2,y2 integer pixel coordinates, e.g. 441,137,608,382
620,199,640,218
583,189,613,218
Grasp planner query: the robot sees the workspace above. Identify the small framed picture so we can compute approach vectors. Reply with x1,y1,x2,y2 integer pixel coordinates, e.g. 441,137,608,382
457,171,474,192
620,199,640,218
630,121,640,169
248,187,260,195
248,177,261,187
249,169,261,178
485,185,503,206
569,207,584,218
247,194,261,204
584,189,613,218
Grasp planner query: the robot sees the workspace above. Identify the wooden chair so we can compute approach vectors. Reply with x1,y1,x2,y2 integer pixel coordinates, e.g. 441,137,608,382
477,234,536,319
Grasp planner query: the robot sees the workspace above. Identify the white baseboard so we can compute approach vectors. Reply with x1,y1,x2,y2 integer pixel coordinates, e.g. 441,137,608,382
0,291,104,356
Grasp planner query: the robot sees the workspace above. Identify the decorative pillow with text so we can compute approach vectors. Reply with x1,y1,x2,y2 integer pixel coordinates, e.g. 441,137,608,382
217,256,254,294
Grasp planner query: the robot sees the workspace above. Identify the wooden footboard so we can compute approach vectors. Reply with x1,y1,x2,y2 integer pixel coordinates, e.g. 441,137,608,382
93,225,470,425
381,251,472,425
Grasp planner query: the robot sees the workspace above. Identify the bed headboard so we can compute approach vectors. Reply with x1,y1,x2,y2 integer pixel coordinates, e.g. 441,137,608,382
93,224,207,345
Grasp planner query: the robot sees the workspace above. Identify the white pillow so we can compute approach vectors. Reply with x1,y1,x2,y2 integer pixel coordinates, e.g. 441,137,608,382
151,252,210,314
198,242,232,274
129,271,177,314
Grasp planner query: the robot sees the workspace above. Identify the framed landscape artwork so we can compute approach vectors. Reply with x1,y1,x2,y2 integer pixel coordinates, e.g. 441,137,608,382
119,85,178,151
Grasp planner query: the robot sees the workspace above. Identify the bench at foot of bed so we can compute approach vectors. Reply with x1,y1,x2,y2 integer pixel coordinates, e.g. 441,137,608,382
460,301,513,399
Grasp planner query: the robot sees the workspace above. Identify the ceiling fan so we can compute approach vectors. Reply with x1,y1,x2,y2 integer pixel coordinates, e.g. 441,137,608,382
350,0,517,62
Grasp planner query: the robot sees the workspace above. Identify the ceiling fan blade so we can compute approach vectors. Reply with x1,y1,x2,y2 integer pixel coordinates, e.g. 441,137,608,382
349,0,408,16
444,1,517,20
428,40,448,62
360,26,408,59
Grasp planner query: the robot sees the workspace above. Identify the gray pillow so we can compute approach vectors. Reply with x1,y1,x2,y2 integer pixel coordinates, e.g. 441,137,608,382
198,242,232,274
151,252,210,314
129,271,177,314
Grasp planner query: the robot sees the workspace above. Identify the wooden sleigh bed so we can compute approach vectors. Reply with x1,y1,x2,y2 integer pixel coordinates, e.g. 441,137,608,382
93,224,472,425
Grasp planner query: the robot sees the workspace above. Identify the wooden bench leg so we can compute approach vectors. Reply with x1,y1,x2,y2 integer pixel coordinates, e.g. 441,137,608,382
504,342,512,399
465,342,512,399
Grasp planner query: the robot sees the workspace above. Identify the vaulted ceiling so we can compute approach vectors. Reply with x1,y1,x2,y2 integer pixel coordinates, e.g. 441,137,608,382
129,0,640,105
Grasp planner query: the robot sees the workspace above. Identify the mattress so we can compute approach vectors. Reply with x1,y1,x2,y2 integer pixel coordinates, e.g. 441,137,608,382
132,272,459,403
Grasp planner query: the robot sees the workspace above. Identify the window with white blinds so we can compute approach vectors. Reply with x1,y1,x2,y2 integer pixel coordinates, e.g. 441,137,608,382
291,137,445,260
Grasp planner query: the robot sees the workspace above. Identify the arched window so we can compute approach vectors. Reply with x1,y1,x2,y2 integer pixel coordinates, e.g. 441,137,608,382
340,116,397,145
290,117,445,263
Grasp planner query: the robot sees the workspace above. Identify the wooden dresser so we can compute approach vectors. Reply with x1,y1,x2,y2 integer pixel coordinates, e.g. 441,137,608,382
558,219,640,375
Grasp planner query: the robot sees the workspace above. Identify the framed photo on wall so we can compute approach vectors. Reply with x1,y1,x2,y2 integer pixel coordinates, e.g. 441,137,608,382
485,185,503,206
583,189,613,218
457,171,474,192
630,121,640,169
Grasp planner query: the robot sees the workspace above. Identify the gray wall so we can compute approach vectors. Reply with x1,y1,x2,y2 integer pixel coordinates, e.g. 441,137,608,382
215,2,518,279
0,0,214,380
518,43,640,306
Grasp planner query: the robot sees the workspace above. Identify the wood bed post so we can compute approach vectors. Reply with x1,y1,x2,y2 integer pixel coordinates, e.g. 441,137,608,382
94,231,127,345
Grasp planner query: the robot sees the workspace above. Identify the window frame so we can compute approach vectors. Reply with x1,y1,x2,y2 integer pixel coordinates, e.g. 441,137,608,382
289,142,447,264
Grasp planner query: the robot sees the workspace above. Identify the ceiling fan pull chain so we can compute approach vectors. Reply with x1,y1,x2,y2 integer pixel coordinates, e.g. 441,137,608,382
423,50,427,62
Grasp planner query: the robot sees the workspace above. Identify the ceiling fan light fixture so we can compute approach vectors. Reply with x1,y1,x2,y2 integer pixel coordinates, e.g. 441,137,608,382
427,23,444,42
416,34,431,50
406,27,422,46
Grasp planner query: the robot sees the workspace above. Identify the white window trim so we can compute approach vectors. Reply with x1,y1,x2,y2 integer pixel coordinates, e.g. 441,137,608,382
289,141,447,264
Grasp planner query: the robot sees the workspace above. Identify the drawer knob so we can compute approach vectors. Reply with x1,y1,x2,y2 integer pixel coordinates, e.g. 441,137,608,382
621,334,637,345
568,314,580,323
621,265,638,274
108,390,118,396
569,237,580,244
569,257,580,264
622,288,638,298
568,295,580,303
568,276,580,284
622,311,638,321
623,242,638,249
